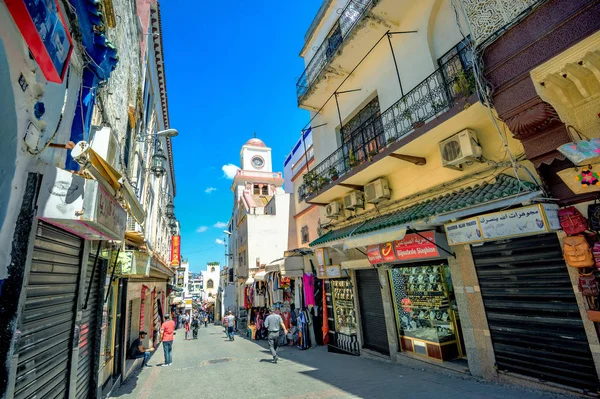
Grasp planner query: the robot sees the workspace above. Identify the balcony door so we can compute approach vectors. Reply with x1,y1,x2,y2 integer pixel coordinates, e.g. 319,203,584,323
341,97,384,170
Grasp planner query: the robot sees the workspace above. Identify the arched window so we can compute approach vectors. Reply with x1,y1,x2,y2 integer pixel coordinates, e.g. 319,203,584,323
211,267,215,272
207,279,214,289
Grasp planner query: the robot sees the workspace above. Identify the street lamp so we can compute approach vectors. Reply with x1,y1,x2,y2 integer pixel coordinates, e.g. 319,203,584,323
165,199,175,218
168,217,178,229
151,146,167,177
137,128,178,143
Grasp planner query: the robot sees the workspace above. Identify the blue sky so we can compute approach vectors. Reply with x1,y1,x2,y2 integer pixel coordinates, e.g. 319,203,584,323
161,1,322,272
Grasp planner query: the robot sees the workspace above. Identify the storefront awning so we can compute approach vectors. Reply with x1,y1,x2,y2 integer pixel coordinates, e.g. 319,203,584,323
254,271,267,281
265,262,281,272
310,174,542,248
244,277,255,285
343,227,407,250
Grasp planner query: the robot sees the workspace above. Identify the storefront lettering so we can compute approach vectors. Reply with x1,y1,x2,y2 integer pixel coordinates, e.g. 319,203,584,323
367,232,441,264
444,204,560,245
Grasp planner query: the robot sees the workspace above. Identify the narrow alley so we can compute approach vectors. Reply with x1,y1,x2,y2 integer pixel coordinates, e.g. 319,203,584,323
110,326,571,399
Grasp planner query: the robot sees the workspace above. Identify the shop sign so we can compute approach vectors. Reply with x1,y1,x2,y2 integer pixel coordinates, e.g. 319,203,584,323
38,166,126,240
367,232,441,264
315,248,328,279
170,235,181,266
106,250,150,276
444,204,560,246
6,0,74,83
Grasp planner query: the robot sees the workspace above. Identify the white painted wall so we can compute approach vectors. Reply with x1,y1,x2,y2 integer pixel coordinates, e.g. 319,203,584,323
201,263,221,299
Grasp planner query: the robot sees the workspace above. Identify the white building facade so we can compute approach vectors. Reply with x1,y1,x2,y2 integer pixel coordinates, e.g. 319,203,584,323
226,137,291,313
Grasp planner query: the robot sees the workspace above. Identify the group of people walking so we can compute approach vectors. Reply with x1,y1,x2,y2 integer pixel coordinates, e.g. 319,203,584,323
130,307,288,369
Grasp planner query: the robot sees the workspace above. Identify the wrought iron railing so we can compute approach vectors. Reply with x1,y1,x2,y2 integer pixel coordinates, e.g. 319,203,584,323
296,0,374,103
299,48,475,199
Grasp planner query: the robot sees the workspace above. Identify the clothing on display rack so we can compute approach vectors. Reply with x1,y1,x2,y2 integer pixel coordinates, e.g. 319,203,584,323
303,273,316,307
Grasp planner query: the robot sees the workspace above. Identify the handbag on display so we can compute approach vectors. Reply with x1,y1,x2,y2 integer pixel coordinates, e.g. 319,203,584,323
578,272,600,297
557,125,600,166
558,207,588,235
589,201,600,231
563,235,595,268
593,242,600,268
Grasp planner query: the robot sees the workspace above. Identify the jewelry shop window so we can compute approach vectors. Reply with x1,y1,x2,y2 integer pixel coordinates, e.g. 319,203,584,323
389,263,464,361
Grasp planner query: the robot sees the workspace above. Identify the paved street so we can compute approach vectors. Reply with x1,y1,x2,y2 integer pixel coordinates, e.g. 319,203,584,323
111,325,571,399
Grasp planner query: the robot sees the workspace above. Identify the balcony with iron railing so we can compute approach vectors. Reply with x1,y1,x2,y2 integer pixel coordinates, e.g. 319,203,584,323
296,0,375,105
299,49,476,201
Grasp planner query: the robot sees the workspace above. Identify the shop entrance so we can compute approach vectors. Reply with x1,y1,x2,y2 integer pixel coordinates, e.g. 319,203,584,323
389,262,464,361
472,234,599,391
356,269,389,355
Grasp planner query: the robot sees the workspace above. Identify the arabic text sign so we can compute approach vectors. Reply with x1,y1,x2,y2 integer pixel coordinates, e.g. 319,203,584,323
171,235,181,266
444,204,559,245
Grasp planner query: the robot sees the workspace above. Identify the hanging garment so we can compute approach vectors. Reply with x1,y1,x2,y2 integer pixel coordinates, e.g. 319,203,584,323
322,280,330,345
282,311,291,329
303,273,316,307
295,277,302,307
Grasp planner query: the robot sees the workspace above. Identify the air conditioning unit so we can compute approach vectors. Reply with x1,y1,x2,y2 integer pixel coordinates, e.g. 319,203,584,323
344,191,364,211
126,215,143,234
89,126,122,171
439,129,482,170
365,178,391,204
325,201,342,219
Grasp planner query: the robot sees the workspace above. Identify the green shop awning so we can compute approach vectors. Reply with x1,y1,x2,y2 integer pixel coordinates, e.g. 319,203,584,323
309,174,539,247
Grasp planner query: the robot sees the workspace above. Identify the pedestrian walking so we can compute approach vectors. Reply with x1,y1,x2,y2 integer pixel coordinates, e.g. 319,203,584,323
128,331,154,368
184,318,191,340
160,313,175,366
191,315,200,339
203,314,208,328
264,308,287,363
225,311,236,341
222,314,228,337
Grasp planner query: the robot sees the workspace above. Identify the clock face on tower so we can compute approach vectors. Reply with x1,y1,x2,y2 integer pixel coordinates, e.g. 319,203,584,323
251,156,265,169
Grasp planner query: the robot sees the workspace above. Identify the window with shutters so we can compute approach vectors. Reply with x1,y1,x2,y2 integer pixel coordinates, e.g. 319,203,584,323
301,226,309,244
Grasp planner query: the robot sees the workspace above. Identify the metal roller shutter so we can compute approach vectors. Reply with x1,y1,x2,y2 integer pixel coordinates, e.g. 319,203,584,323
472,234,599,391
76,251,104,399
356,269,389,355
14,222,83,399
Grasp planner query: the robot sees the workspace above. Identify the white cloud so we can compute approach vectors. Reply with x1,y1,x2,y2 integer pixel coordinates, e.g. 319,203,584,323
195,226,208,233
222,163,239,179
215,238,225,245
205,187,217,194
213,221,228,229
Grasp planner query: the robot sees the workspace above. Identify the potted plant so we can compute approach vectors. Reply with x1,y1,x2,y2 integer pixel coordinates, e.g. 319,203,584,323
368,149,378,160
318,176,330,189
348,149,358,168
453,70,474,98
329,167,339,181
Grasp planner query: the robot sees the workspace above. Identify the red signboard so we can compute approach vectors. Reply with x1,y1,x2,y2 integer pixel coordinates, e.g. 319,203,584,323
170,235,181,266
394,231,439,260
6,0,74,83
367,244,383,264
367,231,440,264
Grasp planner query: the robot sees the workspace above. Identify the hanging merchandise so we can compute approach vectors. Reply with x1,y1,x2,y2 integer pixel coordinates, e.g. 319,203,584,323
575,166,600,187
558,207,588,235
589,201,600,231
303,273,316,307
578,272,599,310
557,134,600,166
593,243,600,268
557,165,600,195
563,236,595,268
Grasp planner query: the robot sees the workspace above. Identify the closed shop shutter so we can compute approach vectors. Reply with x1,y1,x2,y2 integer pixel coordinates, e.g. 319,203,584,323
356,269,389,355
472,234,599,391
14,222,83,399
76,251,105,399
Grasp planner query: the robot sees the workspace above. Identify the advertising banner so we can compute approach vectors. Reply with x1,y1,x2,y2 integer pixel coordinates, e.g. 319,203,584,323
5,0,73,83
171,235,181,266
367,231,441,264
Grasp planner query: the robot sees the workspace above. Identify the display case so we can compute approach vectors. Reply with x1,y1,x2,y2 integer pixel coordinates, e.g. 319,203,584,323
331,279,357,335
389,264,463,361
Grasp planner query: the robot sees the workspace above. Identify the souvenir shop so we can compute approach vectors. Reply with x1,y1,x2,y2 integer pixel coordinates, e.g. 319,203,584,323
445,203,600,391
367,231,465,361
243,255,323,349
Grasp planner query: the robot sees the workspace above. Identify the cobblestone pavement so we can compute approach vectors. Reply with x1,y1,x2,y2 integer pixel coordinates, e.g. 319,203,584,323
110,325,574,399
